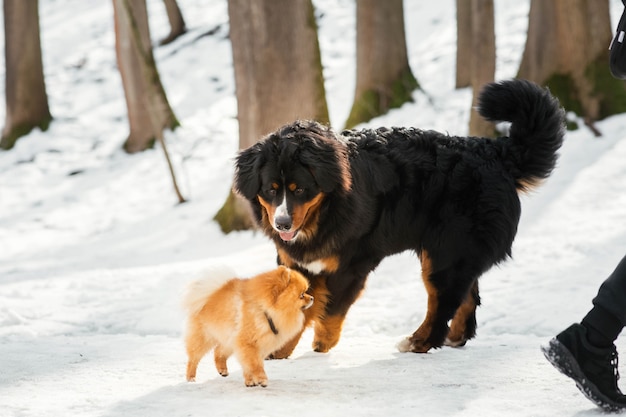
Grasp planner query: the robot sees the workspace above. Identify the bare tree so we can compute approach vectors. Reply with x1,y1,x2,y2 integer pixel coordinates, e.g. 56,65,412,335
455,0,472,89
159,0,186,45
113,0,179,154
468,0,495,137
518,0,626,131
1,0,52,150
113,0,184,203
214,0,329,233
345,0,418,128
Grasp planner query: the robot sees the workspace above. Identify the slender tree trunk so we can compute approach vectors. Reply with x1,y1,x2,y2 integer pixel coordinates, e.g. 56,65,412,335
215,0,329,233
345,0,418,128
468,0,495,137
518,0,625,126
455,0,472,89
113,0,179,154
114,0,185,203
1,0,52,150
160,0,186,45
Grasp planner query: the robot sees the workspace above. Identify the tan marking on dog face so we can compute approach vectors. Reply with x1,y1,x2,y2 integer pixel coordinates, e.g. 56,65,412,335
291,192,325,233
258,195,276,229
288,183,297,192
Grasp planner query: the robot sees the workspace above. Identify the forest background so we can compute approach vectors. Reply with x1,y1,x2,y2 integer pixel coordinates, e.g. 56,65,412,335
3,1,626,416
4,0,626,229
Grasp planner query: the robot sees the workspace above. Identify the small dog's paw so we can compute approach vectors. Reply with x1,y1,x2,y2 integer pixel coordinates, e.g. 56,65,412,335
218,369,229,377
244,370,268,387
187,376,196,382
266,353,288,360
244,377,268,387
312,339,331,353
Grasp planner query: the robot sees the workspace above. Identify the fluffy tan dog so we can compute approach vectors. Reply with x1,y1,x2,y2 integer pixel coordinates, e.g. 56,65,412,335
183,265,314,387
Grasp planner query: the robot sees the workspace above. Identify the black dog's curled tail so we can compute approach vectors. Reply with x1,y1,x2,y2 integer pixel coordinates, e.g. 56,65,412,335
478,79,566,192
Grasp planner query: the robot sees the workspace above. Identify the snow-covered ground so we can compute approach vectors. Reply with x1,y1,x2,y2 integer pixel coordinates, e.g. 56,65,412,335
2,0,626,416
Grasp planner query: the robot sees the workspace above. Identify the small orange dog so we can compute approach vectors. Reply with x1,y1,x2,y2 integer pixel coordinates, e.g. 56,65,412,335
183,265,314,387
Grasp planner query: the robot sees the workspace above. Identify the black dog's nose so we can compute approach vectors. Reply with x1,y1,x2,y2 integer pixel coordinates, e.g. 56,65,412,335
275,215,292,231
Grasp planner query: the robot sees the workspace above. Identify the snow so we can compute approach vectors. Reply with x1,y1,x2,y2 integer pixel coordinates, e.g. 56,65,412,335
1,0,626,416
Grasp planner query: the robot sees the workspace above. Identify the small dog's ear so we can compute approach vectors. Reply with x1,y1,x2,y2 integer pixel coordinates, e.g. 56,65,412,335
272,266,292,301
234,143,265,200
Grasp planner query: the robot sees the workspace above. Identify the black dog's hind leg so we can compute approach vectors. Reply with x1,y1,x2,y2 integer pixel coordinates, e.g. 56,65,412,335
445,280,481,347
398,251,482,353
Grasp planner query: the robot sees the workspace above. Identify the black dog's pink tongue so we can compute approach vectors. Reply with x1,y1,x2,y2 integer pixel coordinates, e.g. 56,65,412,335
279,231,296,241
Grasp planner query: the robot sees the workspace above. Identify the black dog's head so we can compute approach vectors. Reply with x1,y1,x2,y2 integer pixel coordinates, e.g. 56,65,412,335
234,120,351,243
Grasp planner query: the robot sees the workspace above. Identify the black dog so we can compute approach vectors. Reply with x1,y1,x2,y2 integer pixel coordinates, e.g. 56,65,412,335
234,79,565,356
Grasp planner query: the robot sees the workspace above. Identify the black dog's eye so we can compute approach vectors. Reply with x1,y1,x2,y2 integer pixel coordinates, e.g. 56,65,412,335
294,188,304,196
267,189,277,197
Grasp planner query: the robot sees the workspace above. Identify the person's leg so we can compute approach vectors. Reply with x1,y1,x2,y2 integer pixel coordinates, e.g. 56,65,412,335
542,255,626,411
582,255,626,347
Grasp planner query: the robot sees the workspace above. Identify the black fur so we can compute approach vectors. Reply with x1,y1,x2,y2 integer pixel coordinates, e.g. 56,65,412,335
234,79,565,353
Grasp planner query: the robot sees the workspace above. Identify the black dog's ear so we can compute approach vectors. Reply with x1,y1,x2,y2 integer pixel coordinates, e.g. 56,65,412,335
234,143,265,200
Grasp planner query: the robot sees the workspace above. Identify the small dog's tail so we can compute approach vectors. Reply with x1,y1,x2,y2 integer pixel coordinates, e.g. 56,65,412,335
478,79,566,191
182,265,237,316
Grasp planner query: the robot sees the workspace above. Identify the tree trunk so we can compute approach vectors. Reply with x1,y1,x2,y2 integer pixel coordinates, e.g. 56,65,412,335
215,0,329,233
455,0,472,89
345,0,418,128
1,0,52,150
113,0,179,153
228,0,328,150
160,0,186,45
468,0,496,137
518,0,626,127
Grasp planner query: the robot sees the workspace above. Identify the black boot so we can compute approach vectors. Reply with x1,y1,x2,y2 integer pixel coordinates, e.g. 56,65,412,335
542,323,626,412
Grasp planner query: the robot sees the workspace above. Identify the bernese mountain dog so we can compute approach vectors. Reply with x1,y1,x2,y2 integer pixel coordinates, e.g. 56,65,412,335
234,79,565,356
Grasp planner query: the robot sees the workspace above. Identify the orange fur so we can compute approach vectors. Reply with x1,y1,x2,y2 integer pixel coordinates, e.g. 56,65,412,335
269,278,331,359
183,265,314,387
313,314,345,353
